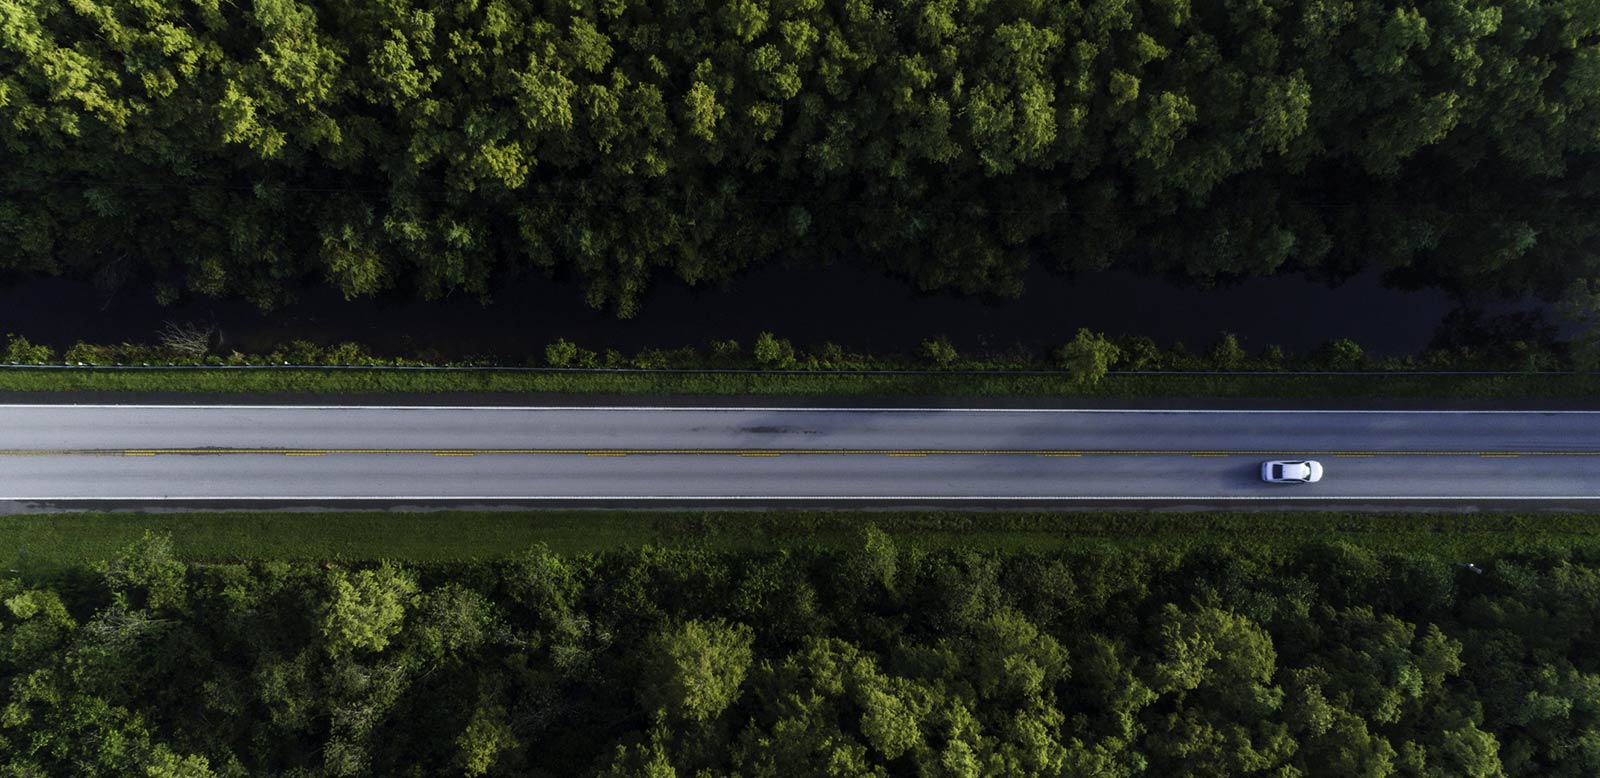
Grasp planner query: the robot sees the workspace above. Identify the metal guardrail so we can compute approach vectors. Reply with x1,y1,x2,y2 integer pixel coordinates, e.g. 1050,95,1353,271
0,364,1589,376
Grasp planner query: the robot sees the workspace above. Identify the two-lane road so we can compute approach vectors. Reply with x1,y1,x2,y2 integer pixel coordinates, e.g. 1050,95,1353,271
0,404,1596,510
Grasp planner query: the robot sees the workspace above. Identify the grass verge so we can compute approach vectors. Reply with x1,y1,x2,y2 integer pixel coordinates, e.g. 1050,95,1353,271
5,511,1600,573
0,368,1598,399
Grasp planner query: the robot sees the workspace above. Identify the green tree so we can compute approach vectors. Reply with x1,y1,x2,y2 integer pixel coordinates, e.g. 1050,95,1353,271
96,531,189,612
457,704,519,776
0,0,1596,317
321,563,419,656
1055,329,1122,384
640,619,755,722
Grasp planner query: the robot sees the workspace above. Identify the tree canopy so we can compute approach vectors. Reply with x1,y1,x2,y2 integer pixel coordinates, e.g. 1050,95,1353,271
6,532,1600,774
2,0,1597,315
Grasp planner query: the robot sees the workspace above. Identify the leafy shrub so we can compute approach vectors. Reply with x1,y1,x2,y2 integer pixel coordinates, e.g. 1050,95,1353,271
4,335,54,364
753,332,796,369
1261,345,1287,370
277,340,326,365
63,342,153,365
813,342,846,369
1559,280,1600,370
709,339,742,367
1164,341,1208,370
546,338,580,368
1117,336,1162,370
326,342,369,365
153,284,179,307
632,349,670,369
1318,339,1366,370
63,342,94,364
1054,329,1122,385
1430,308,1564,370
918,336,959,368
1512,341,1560,372
1209,333,1247,370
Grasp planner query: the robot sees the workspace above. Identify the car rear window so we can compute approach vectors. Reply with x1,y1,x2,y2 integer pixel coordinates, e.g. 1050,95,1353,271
1272,465,1283,478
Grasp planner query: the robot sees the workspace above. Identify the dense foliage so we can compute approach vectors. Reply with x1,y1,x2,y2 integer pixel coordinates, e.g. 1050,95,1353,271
0,309,1569,372
3,0,1599,314
7,532,1600,775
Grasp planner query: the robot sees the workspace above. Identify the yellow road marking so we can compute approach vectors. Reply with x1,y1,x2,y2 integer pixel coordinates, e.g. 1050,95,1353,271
4,448,1595,457
1480,453,1521,458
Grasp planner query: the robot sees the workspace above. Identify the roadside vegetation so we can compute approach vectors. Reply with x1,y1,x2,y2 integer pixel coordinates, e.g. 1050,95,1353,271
5,526,1600,775
7,510,1600,572
3,325,1594,400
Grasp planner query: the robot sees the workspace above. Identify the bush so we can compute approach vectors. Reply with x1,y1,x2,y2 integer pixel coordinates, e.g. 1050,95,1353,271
1513,341,1561,372
1209,333,1247,370
63,342,95,365
4,335,54,364
276,340,326,365
813,342,846,369
63,342,152,365
326,342,369,365
1054,329,1122,385
753,332,796,369
153,284,179,306
1261,345,1287,370
662,347,702,368
1318,338,1366,370
708,339,742,367
918,336,959,368
0,328,1578,377
1164,340,1207,370
632,349,670,370
1430,308,1563,370
546,338,580,368
1117,336,1161,370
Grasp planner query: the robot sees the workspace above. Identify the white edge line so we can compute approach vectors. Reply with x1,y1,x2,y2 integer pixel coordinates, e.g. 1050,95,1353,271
4,496,1599,501
0,405,1597,414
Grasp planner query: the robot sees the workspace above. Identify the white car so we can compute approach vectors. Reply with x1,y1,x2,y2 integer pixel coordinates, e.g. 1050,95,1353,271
1261,460,1323,483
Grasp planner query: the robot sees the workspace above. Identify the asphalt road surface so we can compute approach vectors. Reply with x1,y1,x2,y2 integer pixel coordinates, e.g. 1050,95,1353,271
0,404,1597,510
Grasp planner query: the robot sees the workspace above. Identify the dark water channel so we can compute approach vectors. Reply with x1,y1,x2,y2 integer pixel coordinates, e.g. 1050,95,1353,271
0,262,1552,360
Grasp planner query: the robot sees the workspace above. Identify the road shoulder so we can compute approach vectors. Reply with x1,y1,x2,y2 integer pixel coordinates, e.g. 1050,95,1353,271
1,390,1599,410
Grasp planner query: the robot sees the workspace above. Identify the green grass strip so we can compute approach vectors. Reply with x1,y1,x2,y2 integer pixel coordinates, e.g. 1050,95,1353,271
0,367,1598,399
5,511,1600,573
